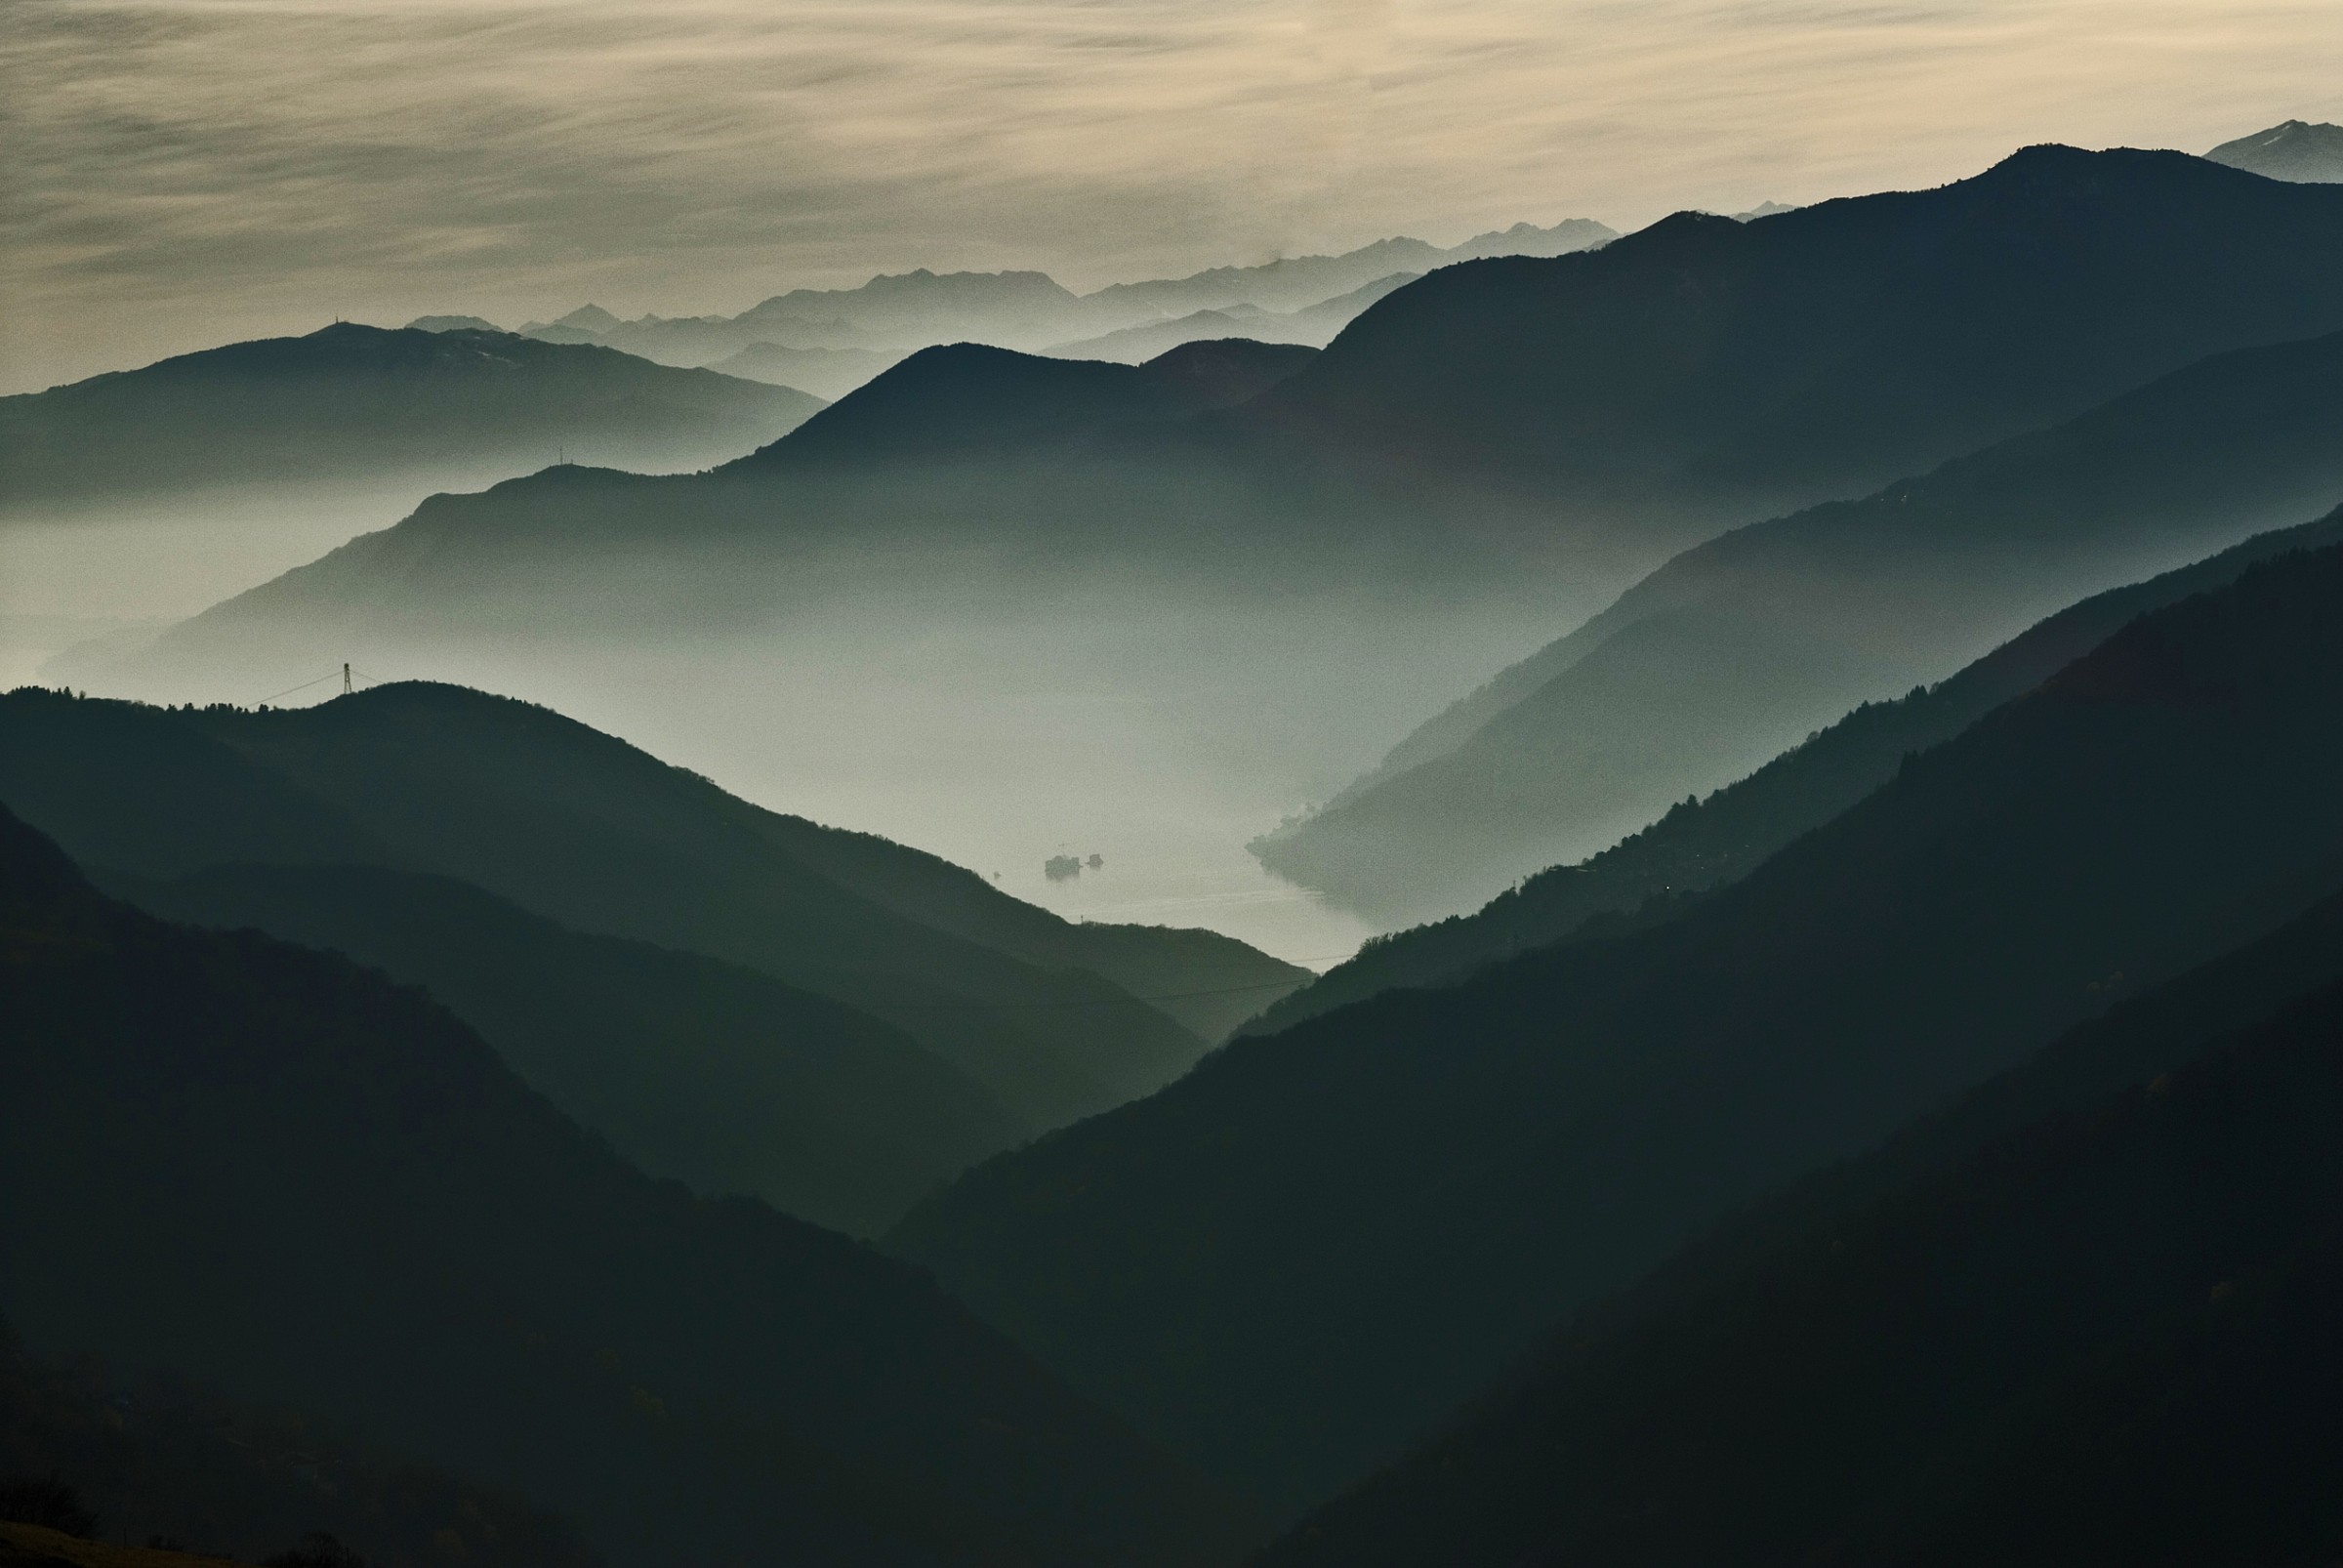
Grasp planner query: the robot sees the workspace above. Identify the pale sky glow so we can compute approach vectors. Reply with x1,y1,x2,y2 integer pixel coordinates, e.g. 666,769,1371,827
4,0,2340,392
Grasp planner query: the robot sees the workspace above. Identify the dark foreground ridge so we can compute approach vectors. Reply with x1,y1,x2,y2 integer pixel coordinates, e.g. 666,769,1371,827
0,680,1307,1235
1,1314,598,1568
893,539,2343,1514
0,805,1261,1567
1258,880,2343,1566
1255,501,2343,1035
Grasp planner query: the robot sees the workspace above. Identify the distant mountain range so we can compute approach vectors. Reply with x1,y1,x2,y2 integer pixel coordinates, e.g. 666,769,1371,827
0,804,1259,1567
550,269,1107,366
0,324,823,516
2206,118,2343,182
0,682,1306,1232
131,146,2343,706
406,218,1614,395
700,342,911,399
763,339,1318,469
890,538,2343,1513
1258,321,2343,924
1245,144,2343,543
1084,219,1614,319
1041,273,1421,365
21,123,2343,1568
93,336,1355,691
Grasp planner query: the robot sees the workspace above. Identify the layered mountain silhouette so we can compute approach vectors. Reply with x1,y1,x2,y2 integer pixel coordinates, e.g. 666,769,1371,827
0,685,1306,1167
1238,145,2343,534
703,343,909,399
765,339,1319,468
1254,501,2343,1034
404,312,502,333
1259,322,2343,924
0,806,1258,1567
2205,118,2343,183
100,337,1346,686
110,862,1021,1235
27,129,2343,1564
1086,220,1612,319
1044,274,1421,364
2,1316,599,1568
0,325,823,516
496,220,1612,378
890,540,2343,1512
1256,882,2343,1566
550,270,1116,367
1045,311,1279,367
110,147,2343,698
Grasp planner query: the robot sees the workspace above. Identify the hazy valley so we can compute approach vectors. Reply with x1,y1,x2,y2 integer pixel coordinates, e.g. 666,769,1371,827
9,101,2343,1567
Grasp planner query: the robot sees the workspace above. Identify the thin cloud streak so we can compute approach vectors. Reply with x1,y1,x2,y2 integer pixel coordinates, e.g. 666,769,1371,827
4,0,2340,391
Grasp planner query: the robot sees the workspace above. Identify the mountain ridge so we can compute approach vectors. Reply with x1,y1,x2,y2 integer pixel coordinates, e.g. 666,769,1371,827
892,538,2343,1513
494,219,1614,380
0,683,1305,1137
2205,118,2343,183
1254,882,2343,1566
106,858,1023,1235
1258,319,2343,924
125,144,2343,705
1251,503,2343,1034
0,805,1260,1567
0,324,823,516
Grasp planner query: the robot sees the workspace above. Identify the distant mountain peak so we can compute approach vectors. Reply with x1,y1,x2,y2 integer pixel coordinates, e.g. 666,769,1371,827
749,336,1307,466
743,268,1084,320
1135,337,1317,404
555,304,623,330
1984,141,2111,176
1447,216,1618,260
0,320,822,515
2206,119,2343,184
1949,141,2263,198
406,313,502,333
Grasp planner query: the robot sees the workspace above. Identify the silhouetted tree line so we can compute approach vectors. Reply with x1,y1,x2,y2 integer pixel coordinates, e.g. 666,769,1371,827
0,1472,97,1537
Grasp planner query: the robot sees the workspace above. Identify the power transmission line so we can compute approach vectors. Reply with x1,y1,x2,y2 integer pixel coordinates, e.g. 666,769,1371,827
255,670,346,704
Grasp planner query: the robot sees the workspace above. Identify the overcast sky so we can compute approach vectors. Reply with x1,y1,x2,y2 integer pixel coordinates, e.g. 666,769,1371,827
5,0,2340,393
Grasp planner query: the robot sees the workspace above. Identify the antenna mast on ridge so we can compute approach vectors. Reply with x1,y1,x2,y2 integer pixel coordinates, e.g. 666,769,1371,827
342,662,352,695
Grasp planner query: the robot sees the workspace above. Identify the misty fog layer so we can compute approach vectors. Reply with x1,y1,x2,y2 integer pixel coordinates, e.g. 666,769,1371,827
22,46,2343,1566
32,528,1595,963
0,489,424,688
